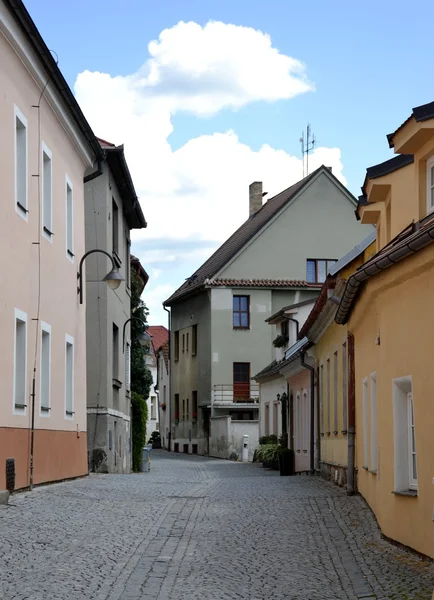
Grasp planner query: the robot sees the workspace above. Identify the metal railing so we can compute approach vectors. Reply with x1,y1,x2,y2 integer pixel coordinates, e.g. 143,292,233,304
213,384,260,405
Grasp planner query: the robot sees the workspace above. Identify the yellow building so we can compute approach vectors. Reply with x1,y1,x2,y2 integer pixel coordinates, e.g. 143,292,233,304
298,233,375,492
335,100,434,558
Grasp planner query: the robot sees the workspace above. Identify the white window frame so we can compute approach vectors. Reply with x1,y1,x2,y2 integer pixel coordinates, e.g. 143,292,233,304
302,390,308,451
65,334,74,419
392,376,417,492
65,176,74,261
333,350,338,434
14,105,28,220
407,392,417,490
125,342,131,393
342,342,348,432
319,364,324,435
40,321,51,417
427,155,434,214
13,308,27,415
362,377,369,468
41,143,53,241
296,392,301,451
326,358,331,434
370,372,377,473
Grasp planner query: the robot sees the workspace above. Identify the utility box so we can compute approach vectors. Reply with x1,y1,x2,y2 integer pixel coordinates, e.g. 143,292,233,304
242,435,249,463
141,446,152,473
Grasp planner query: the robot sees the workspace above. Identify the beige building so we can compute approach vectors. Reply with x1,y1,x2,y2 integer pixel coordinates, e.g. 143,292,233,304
0,0,102,489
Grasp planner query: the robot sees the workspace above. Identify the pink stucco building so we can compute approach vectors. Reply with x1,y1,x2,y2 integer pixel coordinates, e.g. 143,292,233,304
0,0,103,489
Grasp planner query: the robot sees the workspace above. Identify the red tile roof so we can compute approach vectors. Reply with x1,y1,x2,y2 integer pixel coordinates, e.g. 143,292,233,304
97,136,116,148
164,166,355,306
148,326,169,354
158,340,169,370
204,278,321,288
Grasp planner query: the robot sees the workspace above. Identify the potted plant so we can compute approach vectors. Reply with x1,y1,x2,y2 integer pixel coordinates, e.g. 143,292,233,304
273,334,289,348
174,411,179,425
160,402,167,411
148,431,162,449
192,411,198,424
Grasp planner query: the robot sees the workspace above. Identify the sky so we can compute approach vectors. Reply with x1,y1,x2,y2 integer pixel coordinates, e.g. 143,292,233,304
25,0,434,325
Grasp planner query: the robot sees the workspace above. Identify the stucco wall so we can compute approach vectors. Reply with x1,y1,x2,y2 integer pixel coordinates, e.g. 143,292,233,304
259,378,286,438
220,172,373,281
350,245,434,558
209,416,258,461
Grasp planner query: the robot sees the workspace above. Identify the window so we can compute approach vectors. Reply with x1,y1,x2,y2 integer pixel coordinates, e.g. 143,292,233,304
362,378,368,468
182,398,185,421
342,342,347,432
40,322,51,415
427,155,434,213
281,319,289,339
370,373,377,472
174,394,180,422
233,295,249,329
65,336,74,417
264,404,270,436
407,392,417,489
14,309,27,412
392,377,417,492
186,398,189,421
112,200,119,256
192,391,198,422
163,385,166,404
66,177,74,258
174,331,179,361
273,401,279,435
333,351,338,434
186,333,189,353
125,343,131,392
182,333,185,353
151,396,156,419
233,362,250,400
42,144,52,239
192,324,197,355
15,106,28,217
296,393,301,450
125,238,131,288
302,391,309,451
326,358,331,434
306,259,337,283
319,364,324,435
113,324,119,380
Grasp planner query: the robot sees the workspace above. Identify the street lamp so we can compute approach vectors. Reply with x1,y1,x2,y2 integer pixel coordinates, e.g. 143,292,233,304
77,249,123,304
277,392,289,439
122,317,152,352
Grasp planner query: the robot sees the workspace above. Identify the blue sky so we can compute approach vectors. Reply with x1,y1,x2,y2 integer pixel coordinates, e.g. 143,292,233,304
26,0,434,324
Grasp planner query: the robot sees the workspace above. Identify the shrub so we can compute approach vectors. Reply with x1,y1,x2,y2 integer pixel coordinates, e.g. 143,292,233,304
131,391,148,472
259,434,278,445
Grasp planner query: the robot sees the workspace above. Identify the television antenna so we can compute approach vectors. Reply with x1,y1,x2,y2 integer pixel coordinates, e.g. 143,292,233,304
299,124,315,177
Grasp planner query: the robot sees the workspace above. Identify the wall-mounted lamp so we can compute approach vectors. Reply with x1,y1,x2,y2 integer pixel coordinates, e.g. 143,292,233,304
77,249,123,304
122,317,152,352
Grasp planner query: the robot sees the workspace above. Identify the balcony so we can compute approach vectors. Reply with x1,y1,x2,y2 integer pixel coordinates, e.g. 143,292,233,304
213,384,260,408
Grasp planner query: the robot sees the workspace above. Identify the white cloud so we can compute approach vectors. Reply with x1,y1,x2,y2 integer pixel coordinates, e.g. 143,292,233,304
75,20,346,323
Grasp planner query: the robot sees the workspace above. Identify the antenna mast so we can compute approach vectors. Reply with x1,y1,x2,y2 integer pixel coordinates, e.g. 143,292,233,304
300,124,315,177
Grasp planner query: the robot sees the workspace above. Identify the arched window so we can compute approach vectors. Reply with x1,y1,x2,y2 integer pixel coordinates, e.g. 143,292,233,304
303,390,309,451
296,392,301,451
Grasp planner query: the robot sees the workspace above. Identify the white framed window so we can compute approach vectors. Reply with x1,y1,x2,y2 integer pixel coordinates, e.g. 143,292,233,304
342,342,348,432
333,350,338,434
407,392,417,490
302,390,308,451
370,373,377,472
125,342,131,392
13,308,27,414
296,392,301,451
65,335,74,418
362,377,368,468
319,364,324,435
14,106,28,219
42,143,53,240
65,176,74,260
392,377,417,492
427,155,434,213
40,322,51,416
326,358,331,434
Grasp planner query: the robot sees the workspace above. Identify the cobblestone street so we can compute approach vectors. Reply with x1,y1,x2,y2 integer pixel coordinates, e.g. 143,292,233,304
0,452,432,600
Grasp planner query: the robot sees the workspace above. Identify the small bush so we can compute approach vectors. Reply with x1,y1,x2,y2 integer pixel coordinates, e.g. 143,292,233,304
259,434,278,445
131,391,148,472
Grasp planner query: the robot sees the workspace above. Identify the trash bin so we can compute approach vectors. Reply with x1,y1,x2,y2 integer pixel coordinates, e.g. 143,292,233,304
278,448,295,476
141,445,152,472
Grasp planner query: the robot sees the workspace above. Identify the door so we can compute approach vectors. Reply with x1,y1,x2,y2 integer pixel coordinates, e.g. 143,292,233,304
233,363,250,401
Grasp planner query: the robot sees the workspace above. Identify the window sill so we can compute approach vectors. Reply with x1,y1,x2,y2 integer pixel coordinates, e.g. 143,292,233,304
41,406,50,413
233,327,250,331
112,378,122,389
43,226,53,237
362,466,369,470
333,431,338,436
17,201,29,214
67,249,74,259
326,432,331,436
369,469,377,476
14,403,27,410
342,430,348,435
392,490,418,497
65,410,75,417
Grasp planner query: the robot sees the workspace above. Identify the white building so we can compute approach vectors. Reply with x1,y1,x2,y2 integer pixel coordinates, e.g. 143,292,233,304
146,326,169,441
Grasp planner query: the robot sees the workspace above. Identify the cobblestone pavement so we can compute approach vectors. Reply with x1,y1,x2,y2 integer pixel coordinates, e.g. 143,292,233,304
0,452,432,600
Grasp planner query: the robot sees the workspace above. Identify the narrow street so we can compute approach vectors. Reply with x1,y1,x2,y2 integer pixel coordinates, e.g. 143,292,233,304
0,453,432,600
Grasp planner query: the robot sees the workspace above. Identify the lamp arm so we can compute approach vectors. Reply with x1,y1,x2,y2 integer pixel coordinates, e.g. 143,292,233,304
122,317,147,352
77,249,116,304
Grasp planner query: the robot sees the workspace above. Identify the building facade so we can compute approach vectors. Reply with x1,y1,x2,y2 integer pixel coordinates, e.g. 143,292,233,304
156,340,170,449
165,167,372,460
146,326,169,441
335,101,434,558
85,140,146,474
0,0,102,490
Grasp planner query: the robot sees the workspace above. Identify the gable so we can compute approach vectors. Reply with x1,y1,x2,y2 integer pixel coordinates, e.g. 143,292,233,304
219,171,373,281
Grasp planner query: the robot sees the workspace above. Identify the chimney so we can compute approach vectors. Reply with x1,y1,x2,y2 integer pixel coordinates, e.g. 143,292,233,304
249,181,263,217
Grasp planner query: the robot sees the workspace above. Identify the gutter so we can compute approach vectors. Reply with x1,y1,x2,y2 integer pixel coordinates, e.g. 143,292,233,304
336,219,434,325
164,306,171,452
300,351,315,474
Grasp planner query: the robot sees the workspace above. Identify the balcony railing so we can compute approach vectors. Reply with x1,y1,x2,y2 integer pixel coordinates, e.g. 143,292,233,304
213,384,260,406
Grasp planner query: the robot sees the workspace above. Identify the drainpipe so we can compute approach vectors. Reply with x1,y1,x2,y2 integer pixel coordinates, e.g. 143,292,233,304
301,351,315,474
164,305,171,452
287,317,299,340
83,159,103,183
316,365,321,471
347,332,356,495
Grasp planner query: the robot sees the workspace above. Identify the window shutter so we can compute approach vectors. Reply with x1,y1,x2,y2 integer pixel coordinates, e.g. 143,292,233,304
126,343,131,392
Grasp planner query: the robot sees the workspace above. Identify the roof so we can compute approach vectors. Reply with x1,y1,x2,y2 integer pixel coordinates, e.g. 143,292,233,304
97,137,116,148
265,297,319,323
131,255,149,292
328,230,376,276
253,337,311,382
4,0,103,163
366,154,414,180
204,278,321,289
387,100,434,148
102,144,146,229
148,326,169,355
164,166,356,306
336,213,434,325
